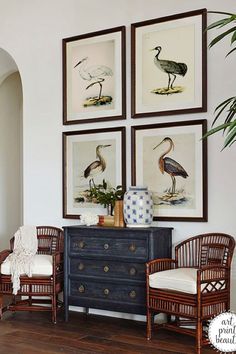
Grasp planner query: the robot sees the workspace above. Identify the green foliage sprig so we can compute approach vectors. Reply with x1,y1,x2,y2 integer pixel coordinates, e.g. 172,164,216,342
204,11,236,149
88,179,124,208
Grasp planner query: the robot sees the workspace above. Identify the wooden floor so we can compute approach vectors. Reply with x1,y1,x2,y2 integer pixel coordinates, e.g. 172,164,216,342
0,310,216,354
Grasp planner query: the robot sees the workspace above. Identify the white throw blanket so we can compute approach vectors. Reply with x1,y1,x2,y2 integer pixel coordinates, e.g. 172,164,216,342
4,225,38,295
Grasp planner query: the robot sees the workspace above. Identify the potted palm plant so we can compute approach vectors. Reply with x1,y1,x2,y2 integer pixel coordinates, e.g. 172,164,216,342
204,11,236,149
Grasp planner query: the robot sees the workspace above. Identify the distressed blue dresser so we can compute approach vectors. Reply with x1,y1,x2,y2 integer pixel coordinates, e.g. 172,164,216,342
63,225,172,320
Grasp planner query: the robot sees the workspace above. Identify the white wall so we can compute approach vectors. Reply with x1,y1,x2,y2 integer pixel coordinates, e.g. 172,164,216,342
0,72,22,248
0,0,235,312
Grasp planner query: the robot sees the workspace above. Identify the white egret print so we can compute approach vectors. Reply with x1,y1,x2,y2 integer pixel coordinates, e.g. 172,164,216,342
74,56,113,107
151,46,188,95
71,39,115,113
64,27,126,124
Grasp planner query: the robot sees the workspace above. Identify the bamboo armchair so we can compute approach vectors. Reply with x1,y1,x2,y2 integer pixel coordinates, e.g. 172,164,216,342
146,233,235,354
0,226,64,323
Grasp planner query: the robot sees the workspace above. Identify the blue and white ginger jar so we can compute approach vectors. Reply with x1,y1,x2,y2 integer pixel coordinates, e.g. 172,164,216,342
123,186,153,227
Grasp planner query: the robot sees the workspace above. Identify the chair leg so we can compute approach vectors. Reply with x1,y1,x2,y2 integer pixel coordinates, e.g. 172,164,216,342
196,318,202,354
146,307,152,340
52,294,57,324
28,284,32,306
0,295,3,319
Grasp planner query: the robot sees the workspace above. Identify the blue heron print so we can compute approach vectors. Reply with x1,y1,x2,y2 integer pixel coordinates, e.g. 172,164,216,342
153,137,188,196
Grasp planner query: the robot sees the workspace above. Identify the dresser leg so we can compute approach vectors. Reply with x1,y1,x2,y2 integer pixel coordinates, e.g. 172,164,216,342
84,307,89,315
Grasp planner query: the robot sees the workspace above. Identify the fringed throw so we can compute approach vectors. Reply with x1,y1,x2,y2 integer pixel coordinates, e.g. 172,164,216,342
4,225,38,295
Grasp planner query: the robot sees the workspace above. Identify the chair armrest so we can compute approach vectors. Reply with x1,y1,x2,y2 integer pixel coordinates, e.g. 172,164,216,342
52,251,63,263
197,265,229,281
0,250,11,264
146,258,177,275
197,265,230,292
52,251,64,274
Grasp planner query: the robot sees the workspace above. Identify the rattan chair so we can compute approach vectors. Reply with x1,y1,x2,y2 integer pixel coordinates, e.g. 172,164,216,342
0,226,64,323
146,233,235,354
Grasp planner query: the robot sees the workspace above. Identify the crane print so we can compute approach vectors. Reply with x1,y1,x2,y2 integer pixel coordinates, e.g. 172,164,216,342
151,46,188,95
153,137,188,197
74,57,113,107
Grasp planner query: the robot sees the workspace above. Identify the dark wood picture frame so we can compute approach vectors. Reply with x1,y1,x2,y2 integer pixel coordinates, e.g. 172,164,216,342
131,119,207,221
63,26,126,125
131,9,207,118
63,126,126,219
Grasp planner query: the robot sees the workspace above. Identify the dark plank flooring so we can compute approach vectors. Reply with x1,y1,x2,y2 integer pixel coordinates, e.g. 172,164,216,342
0,311,216,354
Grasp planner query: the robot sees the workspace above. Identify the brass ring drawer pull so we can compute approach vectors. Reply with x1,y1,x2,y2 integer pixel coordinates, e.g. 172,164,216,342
79,285,85,293
79,241,85,249
129,290,136,299
78,263,84,271
104,243,109,250
104,288,110,295
103,265,109,273
129,267,137,276
129,243,136,252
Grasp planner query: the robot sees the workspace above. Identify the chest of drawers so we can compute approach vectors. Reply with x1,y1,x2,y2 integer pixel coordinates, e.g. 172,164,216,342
63,225,172,320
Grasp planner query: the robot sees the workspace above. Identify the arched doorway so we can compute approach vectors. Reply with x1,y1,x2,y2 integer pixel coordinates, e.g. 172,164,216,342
0,48,23,248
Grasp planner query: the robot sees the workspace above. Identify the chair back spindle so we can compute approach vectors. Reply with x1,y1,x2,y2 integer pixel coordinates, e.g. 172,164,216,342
10,226,63,255
175,233,235,269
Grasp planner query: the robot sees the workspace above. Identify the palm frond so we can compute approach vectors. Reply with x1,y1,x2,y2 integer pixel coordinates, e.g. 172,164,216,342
226,47,236,56
212,97,235,126
222,125,236,149
229,139,236,147
202,122,232,139
228,119,236,132
208,11,236,16
206,18,230,31
206,11,236,149
214,97,235,111
231,31,236,44
209,26,236,48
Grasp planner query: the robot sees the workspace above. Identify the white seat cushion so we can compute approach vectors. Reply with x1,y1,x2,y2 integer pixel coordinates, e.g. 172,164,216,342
1,254,53,276
149,268,198,294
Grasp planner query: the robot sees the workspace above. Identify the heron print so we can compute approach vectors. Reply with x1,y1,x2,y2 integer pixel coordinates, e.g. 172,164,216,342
153,137,189,204
72,139,116,206
83,144,111,190
151,46,188,95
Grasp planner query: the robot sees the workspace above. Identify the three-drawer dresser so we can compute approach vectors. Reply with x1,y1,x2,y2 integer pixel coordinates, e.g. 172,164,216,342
63,225,172,320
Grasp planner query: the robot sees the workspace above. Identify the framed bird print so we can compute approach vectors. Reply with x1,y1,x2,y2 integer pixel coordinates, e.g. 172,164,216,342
131,9,207,118
63,126,126,218
63,26,126,125
131,120,207,221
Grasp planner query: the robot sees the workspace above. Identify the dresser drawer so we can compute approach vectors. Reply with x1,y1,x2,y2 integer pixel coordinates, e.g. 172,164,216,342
70,257,145,281
69,278,146,305
69,235,148,260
